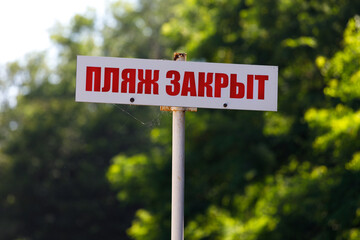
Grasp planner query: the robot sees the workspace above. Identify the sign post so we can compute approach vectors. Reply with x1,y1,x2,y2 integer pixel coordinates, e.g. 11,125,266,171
75,53,278,240
161,53,197,240
171,106,185,240
164,53,192,240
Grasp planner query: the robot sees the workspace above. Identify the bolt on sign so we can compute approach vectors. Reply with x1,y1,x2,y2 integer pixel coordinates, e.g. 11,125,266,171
76,56,278,111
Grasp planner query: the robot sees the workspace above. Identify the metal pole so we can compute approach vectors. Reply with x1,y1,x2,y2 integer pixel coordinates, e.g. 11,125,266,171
171,106,185,240
160,53,196,240
171,52,186,240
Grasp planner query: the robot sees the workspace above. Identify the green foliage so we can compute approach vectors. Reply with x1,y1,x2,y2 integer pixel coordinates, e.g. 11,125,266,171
306,16,360,159
1,0,360,239
0,5,159,239
102,0,178,59
128,209,163,240
179,15,360,240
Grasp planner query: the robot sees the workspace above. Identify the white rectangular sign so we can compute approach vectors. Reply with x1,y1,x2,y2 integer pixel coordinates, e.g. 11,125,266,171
76,55,278,111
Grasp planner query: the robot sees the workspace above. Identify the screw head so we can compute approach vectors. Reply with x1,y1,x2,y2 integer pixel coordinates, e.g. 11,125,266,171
130,98,135,103
223,103,228,108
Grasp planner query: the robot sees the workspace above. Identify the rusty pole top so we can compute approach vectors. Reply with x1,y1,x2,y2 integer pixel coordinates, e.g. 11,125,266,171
173,52,187,61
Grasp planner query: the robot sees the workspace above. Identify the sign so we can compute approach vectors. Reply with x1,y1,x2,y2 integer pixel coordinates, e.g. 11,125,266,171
76,55,278,111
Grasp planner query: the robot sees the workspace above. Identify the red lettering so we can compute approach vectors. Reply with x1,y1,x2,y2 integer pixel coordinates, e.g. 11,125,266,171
86,67,101,91
166,70,181,96
103,68,119,92
198,72,213,97
181,71,197,96
247,74,254,99
214,73,229,98
121,69,136,93
230,74,245,98
255,75,268,100
137,69,159,94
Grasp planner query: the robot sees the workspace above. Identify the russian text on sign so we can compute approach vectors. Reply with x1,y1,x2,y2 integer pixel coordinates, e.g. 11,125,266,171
76,56,278,111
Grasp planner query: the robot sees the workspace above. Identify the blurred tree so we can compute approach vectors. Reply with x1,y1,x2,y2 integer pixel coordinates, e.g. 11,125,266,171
0,2,174,239
1,0,360,239
102,0,178,59
107,0,360,239
179,15,360,240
